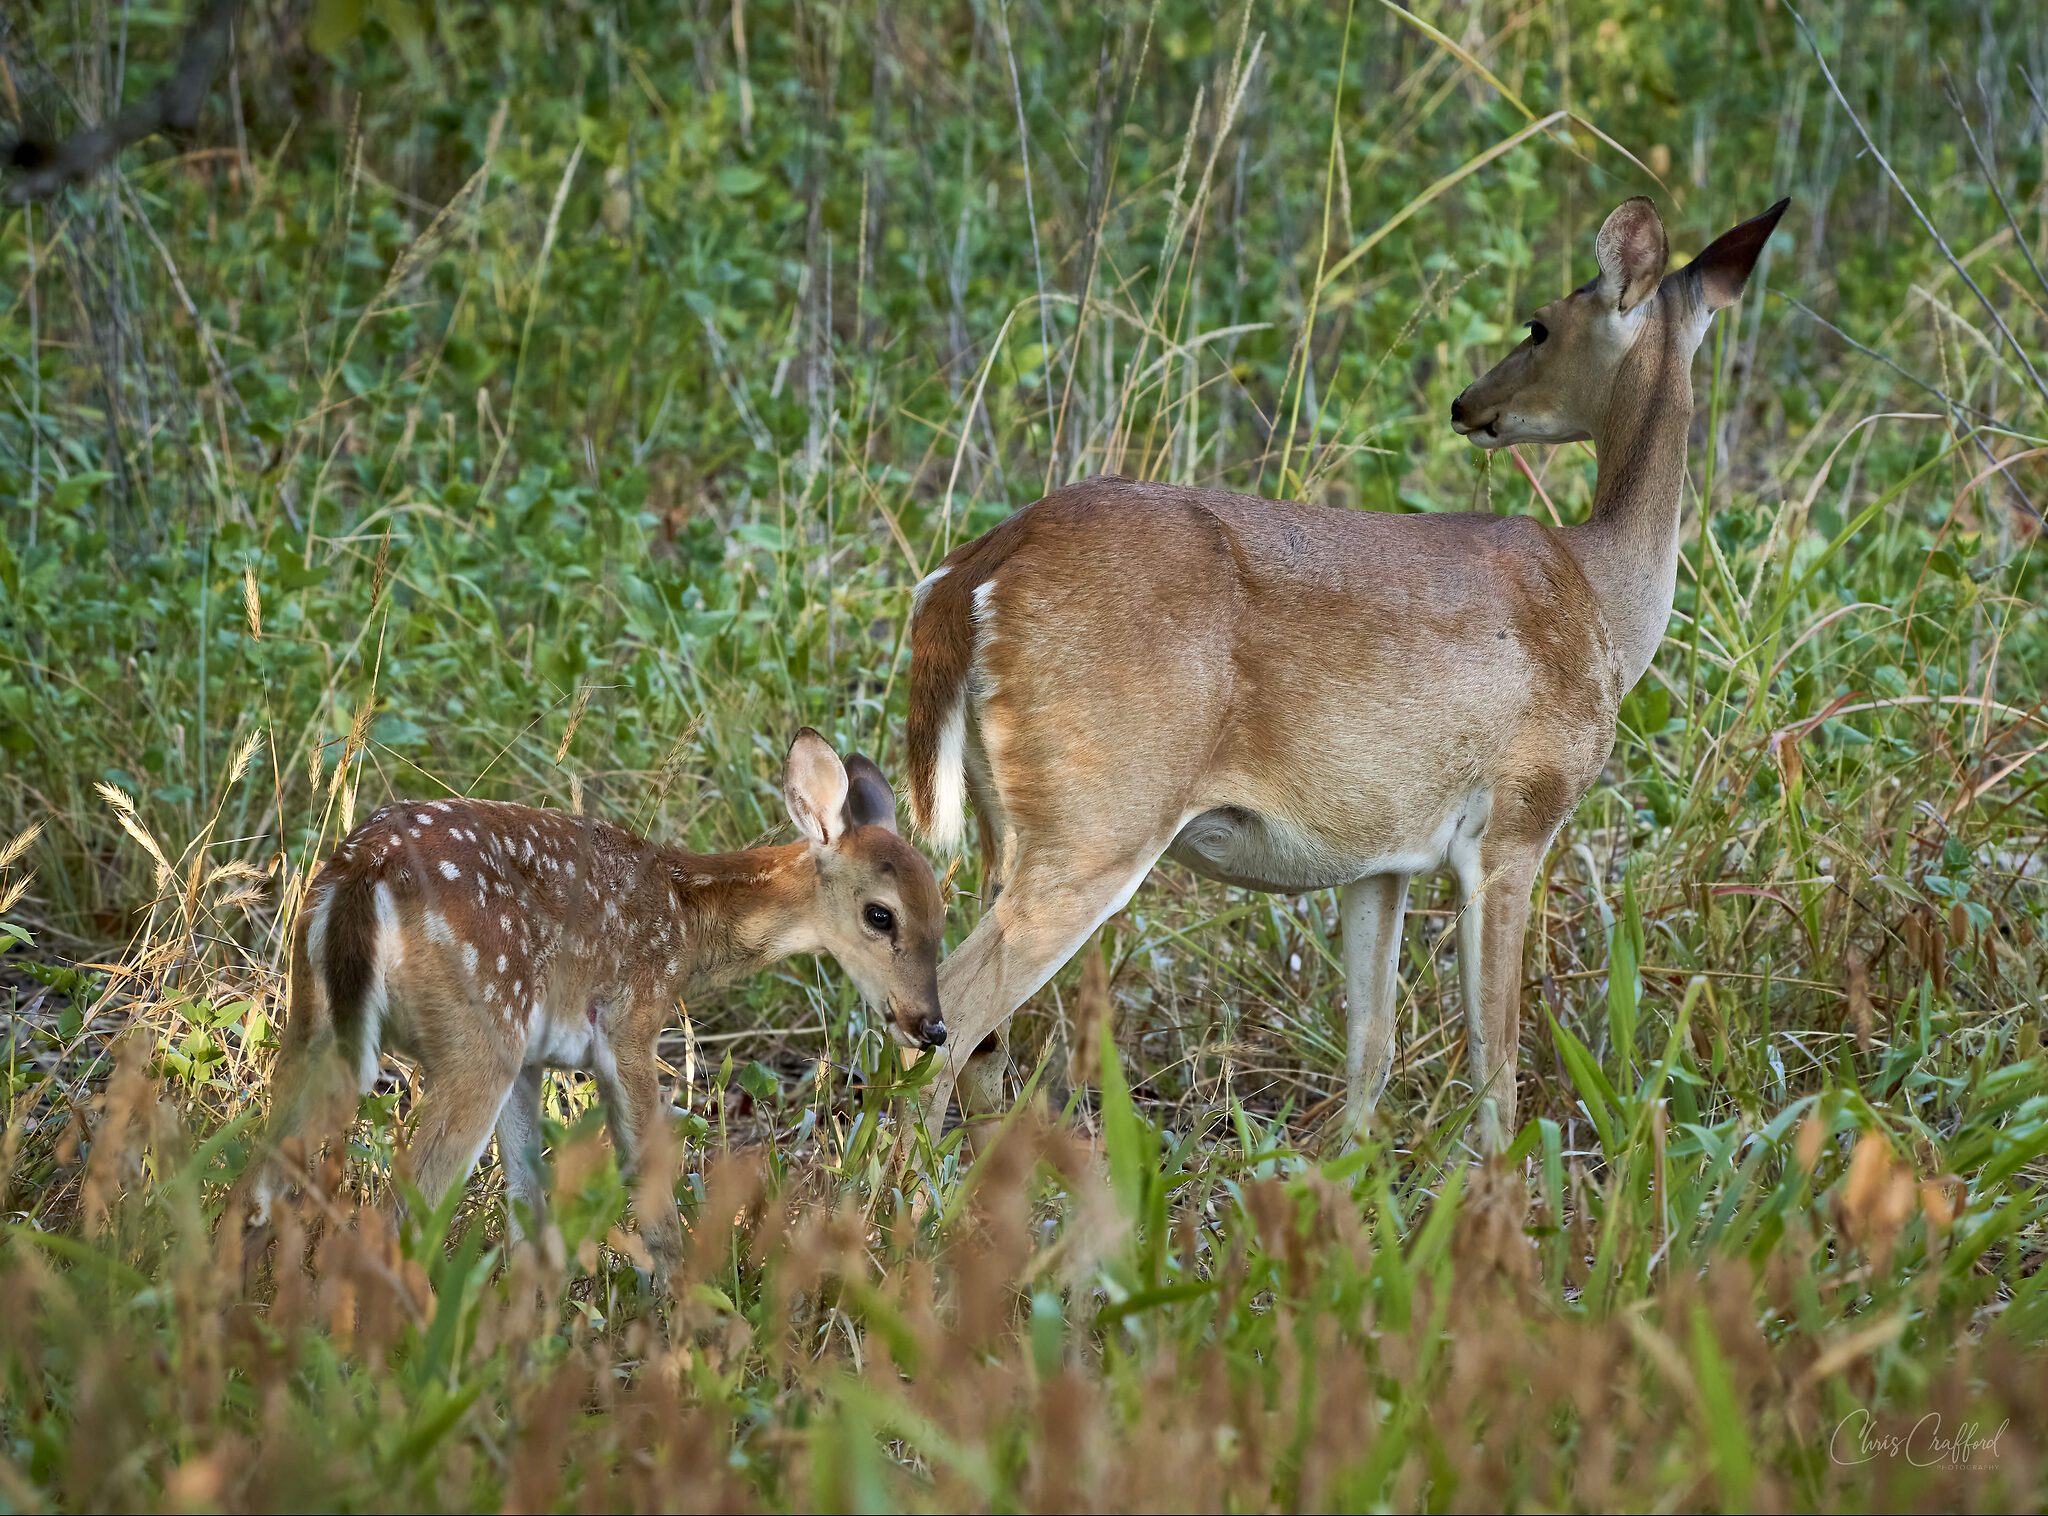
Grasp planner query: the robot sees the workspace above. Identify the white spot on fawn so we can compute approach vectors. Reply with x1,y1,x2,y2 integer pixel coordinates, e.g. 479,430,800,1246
439,860,462,880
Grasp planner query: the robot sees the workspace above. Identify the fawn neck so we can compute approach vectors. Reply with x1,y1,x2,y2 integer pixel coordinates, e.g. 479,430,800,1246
1567,295,1698,691
663,841,814,992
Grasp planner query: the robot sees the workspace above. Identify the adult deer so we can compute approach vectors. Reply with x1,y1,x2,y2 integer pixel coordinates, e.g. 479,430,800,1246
250,730,945,1275
905,195,1788,1148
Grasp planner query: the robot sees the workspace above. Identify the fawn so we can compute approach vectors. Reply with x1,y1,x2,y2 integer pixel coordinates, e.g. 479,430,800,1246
251,729,945,1274
903,195,1788,1148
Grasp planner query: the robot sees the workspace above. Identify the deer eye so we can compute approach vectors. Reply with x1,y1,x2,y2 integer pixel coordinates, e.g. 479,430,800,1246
1525,320,1549,346
862,903,896,935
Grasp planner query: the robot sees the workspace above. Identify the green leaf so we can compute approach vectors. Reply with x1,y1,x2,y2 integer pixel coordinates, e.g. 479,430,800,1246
1029,1290,1065,1377
1691,1303,1756,1507
1549,1012,1618,1154
373,712,427,748
715,165,768,197
389,1379,486,1466
52,471,115,509
1097,1018,1154,1224
1096,1278,1218,1328
1607,913,1639,1086
308,0,367,55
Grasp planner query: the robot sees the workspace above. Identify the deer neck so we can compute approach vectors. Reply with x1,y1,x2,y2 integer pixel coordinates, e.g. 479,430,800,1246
1568,304,1697,691
665,842,814,991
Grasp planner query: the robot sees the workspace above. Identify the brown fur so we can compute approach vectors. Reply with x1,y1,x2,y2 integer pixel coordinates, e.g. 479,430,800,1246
313,865,381,1067
906,197,1789,1148
249,733,945,1279
906,509,1039,830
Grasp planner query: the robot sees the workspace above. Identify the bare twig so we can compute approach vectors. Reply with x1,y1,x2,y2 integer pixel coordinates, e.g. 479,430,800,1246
1773,292,1994,421
1786,2,2048,414
1940,66,2048,301
2023,65,2048,131
994,0,1053,473
4,0,241,205
1777,291,2040,523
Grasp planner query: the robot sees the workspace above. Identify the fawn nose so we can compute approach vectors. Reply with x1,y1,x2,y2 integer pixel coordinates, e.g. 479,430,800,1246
918,1015,947,1050
1450,392,1471,427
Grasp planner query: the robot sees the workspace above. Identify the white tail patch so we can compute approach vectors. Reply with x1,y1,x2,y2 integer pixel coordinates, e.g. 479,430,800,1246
910,564,950,614
927,698,969,854
303,883,336,1019
922,576,995,855
357,882,403,1093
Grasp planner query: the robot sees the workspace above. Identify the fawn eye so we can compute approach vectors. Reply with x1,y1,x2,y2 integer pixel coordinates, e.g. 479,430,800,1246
863,903,896,935
1525,320,1548,346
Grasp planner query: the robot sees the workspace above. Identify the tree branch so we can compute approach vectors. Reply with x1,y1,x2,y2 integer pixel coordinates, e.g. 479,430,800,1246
4,0,241,205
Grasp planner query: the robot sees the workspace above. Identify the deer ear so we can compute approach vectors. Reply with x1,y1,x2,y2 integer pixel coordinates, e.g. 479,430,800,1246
1685,196,1790,312
1594,196,1669,314
784,728,849,846
840,753,900,835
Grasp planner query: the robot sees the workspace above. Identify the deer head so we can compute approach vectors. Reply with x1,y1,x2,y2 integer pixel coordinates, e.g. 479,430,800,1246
781,729,948,1049
1451,195,1790,449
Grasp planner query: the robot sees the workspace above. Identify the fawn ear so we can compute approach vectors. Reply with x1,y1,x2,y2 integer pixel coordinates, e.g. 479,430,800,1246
840,753,899,834
784,728,849,846
1594,196,1669,314
1686,196,1790,311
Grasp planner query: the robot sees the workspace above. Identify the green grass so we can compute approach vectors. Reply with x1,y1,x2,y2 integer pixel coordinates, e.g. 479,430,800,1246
2,0,2045,1509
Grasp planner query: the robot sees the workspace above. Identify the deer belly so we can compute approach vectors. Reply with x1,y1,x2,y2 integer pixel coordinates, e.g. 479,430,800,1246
526,1000,614,1076
1168,807,1371,891
1168,793,1491,892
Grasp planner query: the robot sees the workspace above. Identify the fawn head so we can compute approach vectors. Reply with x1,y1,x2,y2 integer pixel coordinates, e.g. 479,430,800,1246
1451,195,1789,449
781,729,948,1049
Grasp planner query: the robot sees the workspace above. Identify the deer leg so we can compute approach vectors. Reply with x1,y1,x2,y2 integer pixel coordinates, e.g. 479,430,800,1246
1475,844,1543,1147
966,743,1007,906
402,1052,522,1213
1452,842,1542,1150
926,841,1167,1126
955,1027,1008,1118
1338,872,1411,1146
244,948,360,1228
1450,845,1496,1149
494,1065,547,1240
598,1028,683,1282
915,758,1015,1130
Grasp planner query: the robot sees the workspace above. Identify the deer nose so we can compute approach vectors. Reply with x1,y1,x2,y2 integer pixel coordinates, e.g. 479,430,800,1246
1450,392,1471,427
918,1016,947,1050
